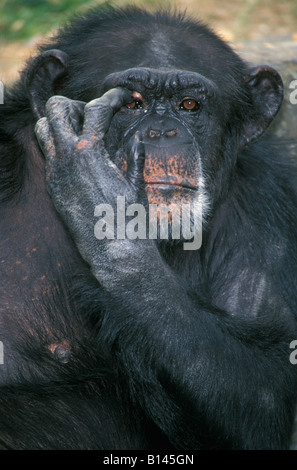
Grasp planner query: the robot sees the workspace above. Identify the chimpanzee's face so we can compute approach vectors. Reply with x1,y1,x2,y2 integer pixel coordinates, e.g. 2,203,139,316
102,67,224,221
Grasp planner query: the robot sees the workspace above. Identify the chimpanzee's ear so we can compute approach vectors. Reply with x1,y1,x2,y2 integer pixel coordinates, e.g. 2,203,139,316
240,65,283,147
26,49,69,119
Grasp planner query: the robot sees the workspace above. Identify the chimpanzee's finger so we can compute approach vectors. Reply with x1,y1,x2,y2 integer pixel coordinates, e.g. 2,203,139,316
45,96,85,146
83,87,132,136
67,100,86,135
35,117,56,160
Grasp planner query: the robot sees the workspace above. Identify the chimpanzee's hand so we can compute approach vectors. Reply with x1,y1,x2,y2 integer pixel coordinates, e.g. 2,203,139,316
34,88,159,289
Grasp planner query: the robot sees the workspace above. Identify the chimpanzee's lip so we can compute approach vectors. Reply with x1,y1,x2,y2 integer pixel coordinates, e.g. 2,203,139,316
145,181,198,191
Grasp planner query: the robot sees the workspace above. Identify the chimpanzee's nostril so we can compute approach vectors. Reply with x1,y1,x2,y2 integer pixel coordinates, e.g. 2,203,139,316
164,128,178,138
148,129,161,139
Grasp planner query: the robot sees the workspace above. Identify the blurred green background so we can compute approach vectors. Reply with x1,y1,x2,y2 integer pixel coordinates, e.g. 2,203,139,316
1,0,297,82
0,0,130,41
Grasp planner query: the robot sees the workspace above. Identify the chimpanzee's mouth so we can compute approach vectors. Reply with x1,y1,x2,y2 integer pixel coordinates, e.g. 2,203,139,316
145,181,198,191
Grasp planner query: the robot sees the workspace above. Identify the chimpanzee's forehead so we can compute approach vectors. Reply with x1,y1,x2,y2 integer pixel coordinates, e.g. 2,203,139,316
102,67,218,97
91,28,247,99
49,11,247,104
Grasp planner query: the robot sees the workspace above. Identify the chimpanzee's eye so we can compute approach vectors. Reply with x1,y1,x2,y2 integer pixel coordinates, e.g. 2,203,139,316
125,99,144,110
125,91,145,110
178,98,200,112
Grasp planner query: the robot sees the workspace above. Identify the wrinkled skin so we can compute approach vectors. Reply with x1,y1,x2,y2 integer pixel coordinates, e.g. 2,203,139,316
35,88,164,289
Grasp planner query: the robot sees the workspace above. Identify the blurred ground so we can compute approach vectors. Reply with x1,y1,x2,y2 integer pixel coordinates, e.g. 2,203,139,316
0,0,297,83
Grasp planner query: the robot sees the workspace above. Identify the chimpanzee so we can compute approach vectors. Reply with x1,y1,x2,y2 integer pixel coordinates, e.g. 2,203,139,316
0,6,297,450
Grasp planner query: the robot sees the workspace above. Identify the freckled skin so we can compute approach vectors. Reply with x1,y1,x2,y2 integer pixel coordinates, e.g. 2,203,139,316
143,154,199,188
76,139,93,151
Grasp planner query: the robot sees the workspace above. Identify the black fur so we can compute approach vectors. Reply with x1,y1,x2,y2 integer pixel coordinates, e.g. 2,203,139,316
0,6,297,450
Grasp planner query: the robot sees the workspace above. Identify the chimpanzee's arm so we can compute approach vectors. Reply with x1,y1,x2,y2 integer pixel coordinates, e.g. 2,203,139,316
35,90,297,450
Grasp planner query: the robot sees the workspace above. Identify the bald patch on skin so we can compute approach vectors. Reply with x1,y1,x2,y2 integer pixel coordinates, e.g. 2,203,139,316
48,340,71,363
